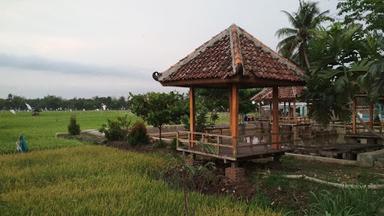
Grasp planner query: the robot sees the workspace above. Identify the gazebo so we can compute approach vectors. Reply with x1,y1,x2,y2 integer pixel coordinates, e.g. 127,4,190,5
153,24,305,163
251,86,309,125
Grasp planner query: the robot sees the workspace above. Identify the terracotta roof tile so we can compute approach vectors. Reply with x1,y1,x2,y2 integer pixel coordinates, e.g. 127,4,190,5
251,87,304,102
155,24,305,86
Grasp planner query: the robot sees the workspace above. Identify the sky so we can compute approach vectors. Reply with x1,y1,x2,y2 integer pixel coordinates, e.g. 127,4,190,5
0,0,339,99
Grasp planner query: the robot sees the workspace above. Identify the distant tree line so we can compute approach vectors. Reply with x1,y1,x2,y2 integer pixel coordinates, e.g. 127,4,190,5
0,93,128,111
1,89,258,113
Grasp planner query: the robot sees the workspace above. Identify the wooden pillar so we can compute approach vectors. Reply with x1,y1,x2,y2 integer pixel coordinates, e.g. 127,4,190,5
189,87,196,148
230,85,239,157
369,102,374,129
288,101,292,117
352,97,357,134
272,86,280,149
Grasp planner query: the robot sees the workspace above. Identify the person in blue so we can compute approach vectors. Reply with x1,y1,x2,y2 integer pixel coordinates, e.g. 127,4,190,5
16,134,29,153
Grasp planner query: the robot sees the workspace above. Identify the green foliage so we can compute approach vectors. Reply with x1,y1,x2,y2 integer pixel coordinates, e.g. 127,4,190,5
305,189,384,216
0,110,138,154
127,121,149,146
153,140,167,148
67,115,81,135
337,0,384,33
0,94,129,111
170,138,178,150
129,92,187,140
99,115,132,141
196,106,208,132
0,146,279,216
276,0,332,69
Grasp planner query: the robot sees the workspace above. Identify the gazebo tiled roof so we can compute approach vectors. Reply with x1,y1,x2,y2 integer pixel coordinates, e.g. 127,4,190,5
153,24,305,88
251,87,304,102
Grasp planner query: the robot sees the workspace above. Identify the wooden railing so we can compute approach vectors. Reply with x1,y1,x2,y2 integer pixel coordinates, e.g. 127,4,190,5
176,131,235,160
279,116,311,125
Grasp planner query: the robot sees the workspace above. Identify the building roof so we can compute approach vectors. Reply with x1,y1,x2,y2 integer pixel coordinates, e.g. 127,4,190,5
251,86,304,102
153,24,305,88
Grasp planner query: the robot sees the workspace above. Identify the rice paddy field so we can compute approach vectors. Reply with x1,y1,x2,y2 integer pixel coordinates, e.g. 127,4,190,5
0,111,279,215
0,111,383,215
0,111,139,154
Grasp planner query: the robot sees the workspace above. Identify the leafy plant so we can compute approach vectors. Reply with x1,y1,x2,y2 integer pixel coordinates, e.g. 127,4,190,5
68,115,80,135
276,0,332,69
129,92,187,141
305,189,384,216
127,121,149,146
99,115,132,141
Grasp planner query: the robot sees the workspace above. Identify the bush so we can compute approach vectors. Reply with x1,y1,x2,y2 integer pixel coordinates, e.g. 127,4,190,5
99,115,131,141
68,115,80,135
127,121,149,146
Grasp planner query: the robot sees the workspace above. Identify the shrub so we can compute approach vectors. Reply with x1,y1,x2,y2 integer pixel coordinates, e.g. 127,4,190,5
127,121,149,146
99,115,131,141
68,115,80,135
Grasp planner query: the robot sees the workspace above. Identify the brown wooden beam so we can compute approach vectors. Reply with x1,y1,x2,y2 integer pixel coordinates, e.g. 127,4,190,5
352,97,357,134
189,87,196,147
230,84,239,157
272,86,280,149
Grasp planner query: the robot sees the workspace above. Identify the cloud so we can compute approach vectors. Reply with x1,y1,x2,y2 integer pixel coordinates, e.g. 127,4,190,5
0,53,151,79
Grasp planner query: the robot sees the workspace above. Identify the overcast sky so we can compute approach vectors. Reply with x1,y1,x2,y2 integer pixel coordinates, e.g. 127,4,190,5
0,0,339,98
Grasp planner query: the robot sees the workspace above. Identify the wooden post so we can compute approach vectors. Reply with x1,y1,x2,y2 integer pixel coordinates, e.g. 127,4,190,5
189,87,196,148
272,86,280,149
369,102,374,129
352,97,357,134
293,101,296,118
230,84,239,157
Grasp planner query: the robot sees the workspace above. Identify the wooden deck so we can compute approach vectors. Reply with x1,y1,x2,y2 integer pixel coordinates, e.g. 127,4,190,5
176,131,286,161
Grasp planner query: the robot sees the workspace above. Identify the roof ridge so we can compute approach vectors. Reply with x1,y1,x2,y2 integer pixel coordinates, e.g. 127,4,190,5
158,28,230,81
228,24,245,78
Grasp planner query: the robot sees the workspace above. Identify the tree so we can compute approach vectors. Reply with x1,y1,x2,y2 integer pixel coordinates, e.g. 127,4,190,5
338,0,384,33
129,92,187,141
276,0,331,70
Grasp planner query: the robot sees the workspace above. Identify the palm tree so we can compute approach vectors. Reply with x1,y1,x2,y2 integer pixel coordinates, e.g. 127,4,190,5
276,0,331,70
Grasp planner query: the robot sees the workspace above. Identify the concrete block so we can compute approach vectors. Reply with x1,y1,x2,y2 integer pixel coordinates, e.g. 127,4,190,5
225,167,245,183
374,157,384,168
357,149,384,167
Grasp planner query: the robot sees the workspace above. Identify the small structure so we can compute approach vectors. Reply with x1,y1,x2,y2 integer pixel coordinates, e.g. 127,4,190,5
347,94,384,144
153,24,305,164
251,86,309,125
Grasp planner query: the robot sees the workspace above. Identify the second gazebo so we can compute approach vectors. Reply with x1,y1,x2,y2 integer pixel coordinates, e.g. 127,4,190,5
153,24,305,161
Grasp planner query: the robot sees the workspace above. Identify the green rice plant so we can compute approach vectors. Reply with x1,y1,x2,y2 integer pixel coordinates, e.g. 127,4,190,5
0,111,139,154
305,188,384,216
0,145,280,216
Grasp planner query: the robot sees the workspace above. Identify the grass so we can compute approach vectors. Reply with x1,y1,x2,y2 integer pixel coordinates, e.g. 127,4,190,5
249,157,384,215
0,111,139,154
0,145,280,216
1,110,383,215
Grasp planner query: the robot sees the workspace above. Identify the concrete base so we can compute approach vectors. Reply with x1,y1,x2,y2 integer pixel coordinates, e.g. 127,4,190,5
374,157,384,168
357,149,384,167
225,167,246,183
286,153,357,166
